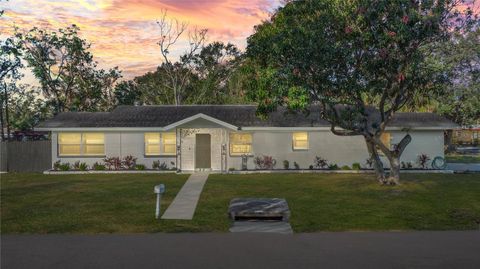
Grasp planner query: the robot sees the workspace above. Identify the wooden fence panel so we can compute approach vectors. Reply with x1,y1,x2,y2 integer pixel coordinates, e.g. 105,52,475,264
0,142,7,171
0,141,51,172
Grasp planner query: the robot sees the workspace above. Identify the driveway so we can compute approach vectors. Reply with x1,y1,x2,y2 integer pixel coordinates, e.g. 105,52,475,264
447,163,480,172
2,232,480,269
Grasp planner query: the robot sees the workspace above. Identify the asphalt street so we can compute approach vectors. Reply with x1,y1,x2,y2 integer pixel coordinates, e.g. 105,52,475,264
2,231,480,269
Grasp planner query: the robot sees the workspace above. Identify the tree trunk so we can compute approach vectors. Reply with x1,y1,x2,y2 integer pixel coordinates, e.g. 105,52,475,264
444,130,454,153
385,155,401,185
365,138,386,183
0,93,4,141
376,134,412,185
4,84,10,141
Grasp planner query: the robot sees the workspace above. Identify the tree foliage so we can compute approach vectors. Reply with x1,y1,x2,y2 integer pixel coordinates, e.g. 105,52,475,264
19,25,121,113
433,28,480,127
245,0,473,184
114,41,245,105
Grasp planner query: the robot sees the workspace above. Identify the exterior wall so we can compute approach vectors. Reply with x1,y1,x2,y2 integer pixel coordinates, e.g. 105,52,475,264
50,128,445,171
51,131,176,169
226,130,370,170
178,128,226,171
226,129,445,170
390,130,445,167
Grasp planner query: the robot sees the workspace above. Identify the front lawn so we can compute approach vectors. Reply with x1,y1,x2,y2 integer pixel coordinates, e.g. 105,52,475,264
0,173,189,233
1,173,479,233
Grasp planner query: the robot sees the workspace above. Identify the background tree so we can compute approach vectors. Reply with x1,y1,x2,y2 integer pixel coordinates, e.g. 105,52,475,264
156,10,207,105
5,85,50,131
188,41,242,104
0,33,23,141
433,28,480,127
114,41,245,105
245,0,473,184
19,25,121,114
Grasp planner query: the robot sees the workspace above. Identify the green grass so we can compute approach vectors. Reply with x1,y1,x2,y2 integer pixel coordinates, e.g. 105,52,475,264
445,154,480,163
2,173,480,233
1,173,189,234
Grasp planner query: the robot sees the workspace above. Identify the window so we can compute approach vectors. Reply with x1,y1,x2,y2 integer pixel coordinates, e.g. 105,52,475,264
292,132,309,150
145,132,176,156
58,133,104,156
163,133,177,154
229,133,252,155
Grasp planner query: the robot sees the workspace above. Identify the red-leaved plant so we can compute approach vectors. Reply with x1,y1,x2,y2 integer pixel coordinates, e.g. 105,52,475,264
104,157,122,170
253,155,277,170
122,155,137,170
416,153,431,169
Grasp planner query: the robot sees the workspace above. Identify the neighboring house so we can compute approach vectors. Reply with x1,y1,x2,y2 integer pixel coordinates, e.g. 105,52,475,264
36,105,457,171
452,126,480,146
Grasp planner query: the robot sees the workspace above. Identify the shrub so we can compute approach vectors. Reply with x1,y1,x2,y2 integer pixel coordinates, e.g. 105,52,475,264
135,164,146,170
328,164,339,170
104,157,122,170
309,165,314,170
313,156,328,169
59,162,70,171
122,155,137,170
93,162,105,170
79,162,88,171
341,165,351,170
253,155,277,170
53,160,61,171
293,162,300,170
73,161,81,170
283,160,290,170
352,163,361,170
228,167,235,171
401,161,413,169
417,153,431,169
153,161,169,170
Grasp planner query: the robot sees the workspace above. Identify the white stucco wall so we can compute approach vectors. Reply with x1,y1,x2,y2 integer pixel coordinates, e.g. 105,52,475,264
50,128,444,171
51,132,176,169
389,130,444,167
226,129,445,170
178,128,226,171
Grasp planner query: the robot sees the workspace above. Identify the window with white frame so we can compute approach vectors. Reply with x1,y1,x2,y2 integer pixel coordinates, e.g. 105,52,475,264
58,133,105,156
229,133,252,155
145,132,176,156
292,132,309,150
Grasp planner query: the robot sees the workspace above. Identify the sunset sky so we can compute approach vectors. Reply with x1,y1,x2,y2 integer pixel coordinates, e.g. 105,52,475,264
0,0,282,81
1,0,478,83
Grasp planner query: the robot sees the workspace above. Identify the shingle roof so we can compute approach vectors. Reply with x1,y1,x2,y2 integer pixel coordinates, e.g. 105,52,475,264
36,105,457,129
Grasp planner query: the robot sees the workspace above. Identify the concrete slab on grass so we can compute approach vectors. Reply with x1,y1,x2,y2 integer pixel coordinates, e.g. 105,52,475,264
230,221,293,234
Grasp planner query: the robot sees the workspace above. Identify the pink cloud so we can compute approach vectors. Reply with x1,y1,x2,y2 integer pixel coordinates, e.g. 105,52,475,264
1,0,281,80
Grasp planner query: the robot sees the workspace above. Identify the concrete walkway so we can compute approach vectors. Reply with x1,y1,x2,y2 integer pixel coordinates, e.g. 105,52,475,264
161,172,209,220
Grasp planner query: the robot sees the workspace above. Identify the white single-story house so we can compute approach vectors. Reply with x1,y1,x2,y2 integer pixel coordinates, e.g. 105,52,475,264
36,105,456,172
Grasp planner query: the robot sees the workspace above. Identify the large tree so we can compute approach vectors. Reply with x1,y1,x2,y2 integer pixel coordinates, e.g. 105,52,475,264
433,28,480,127
245,0,472,184
156,10,207,105
115,41,245,105
0,32,23,140
19,25,121,113
3,85,50,131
